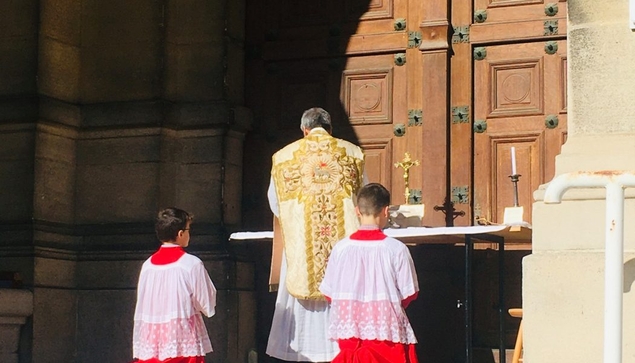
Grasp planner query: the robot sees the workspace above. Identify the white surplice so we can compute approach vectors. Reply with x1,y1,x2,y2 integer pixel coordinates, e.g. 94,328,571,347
133,246,217,361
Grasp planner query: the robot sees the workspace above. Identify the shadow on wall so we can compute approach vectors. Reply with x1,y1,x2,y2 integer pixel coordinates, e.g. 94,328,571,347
242,0,372,231
623,257,635,293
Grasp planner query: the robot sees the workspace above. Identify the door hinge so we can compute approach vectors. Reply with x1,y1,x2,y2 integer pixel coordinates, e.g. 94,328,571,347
408,31,422,48
452,25,470,43
451,186,470,204
544,20,558,36
452,106,470,124
408,109,423,126
408,189,422,205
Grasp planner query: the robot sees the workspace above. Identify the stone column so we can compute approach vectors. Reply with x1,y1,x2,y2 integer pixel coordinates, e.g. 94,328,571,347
524,1,635,362
29,0,253,362
0,289,33,363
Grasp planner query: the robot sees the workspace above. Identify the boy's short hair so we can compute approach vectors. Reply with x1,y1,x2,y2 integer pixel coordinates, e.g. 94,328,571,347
155,207,193,242
356,183,391,216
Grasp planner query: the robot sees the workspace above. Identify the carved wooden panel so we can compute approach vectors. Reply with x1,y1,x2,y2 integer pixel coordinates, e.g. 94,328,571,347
489,59,543,118
472,0,567,26
474,41,567,225
487,0,542,8
342,68,393,125
359,138,393,187
348,0,393,20
277,0,334,29
490,134,543,223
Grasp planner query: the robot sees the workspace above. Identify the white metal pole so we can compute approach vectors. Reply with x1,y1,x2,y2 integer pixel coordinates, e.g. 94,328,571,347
544,171,635,363
604,183,624,363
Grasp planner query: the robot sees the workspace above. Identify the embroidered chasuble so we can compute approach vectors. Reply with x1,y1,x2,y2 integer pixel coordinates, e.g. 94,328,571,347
271,128,364,300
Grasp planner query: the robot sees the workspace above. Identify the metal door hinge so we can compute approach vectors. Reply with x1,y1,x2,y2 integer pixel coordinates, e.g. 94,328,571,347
452,25,470,43
544,20,558,36
408,109,423,126
451,186,470,204
408,189,422,205
408,31,422,48
452,106,470,124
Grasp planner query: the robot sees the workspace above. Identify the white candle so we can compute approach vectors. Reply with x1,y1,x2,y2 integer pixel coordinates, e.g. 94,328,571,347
511,146,517,175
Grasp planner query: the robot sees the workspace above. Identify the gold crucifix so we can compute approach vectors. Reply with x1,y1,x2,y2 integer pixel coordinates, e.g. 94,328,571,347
394,152,420,204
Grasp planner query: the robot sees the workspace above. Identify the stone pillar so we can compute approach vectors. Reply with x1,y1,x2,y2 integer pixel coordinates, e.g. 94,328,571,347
23,0,253,362
0,289,33,363
524,1,635,362
0,0,38,291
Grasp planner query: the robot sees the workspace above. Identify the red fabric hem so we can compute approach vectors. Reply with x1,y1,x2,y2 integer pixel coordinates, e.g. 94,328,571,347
402,291,419,308
334,338,418,363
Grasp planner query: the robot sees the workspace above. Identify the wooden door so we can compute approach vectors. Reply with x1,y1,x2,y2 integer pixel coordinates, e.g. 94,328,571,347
474,40,567,225
243,0,437,229
244,1,457,361
450,0,567,227
449,0,568,355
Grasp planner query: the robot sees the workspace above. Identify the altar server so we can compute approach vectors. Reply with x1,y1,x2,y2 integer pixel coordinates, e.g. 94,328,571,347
133,207,217,363
320,183,420,363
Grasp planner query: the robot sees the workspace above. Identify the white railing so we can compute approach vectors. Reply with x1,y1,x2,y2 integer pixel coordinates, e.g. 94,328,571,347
544,171,635,363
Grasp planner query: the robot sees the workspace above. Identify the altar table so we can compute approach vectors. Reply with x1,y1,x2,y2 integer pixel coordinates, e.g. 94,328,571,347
230,224,532,363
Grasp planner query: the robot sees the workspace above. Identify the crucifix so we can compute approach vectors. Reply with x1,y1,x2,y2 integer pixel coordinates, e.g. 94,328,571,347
394,152,420,204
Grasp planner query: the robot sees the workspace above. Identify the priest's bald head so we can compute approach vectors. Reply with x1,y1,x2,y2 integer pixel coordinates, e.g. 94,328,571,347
301,107,332,136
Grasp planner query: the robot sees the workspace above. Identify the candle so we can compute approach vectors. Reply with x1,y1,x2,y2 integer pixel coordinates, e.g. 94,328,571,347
511,146,517,175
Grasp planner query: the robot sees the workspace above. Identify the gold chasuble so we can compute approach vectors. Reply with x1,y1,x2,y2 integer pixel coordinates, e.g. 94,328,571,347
271,128,364,300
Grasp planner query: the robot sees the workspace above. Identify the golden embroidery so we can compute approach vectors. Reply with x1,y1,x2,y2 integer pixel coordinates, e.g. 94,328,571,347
273,130,363,299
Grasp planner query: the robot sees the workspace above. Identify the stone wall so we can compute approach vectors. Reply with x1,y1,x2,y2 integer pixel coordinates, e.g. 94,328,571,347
525,0,635,362
0,0,253,362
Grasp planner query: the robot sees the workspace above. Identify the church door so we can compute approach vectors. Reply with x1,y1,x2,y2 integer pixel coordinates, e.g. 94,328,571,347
449,0,568,355
450,0,568,226
243,0,443,229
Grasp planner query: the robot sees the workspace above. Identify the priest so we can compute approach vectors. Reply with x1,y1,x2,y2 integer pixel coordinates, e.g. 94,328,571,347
266,107,365,362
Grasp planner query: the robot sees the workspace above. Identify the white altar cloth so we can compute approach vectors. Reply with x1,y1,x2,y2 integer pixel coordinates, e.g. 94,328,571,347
229,223,532,244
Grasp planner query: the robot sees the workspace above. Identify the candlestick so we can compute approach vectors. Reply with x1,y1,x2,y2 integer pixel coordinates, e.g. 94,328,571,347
511,146,517,175
503,172,524,226
509,173,521,207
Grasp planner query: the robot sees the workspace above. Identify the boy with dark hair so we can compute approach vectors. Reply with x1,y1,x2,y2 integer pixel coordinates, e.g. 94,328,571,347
320,183,420,363
132,207,217,363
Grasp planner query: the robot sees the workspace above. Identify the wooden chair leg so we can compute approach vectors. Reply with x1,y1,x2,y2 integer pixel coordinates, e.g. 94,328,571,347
511,320,523,363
